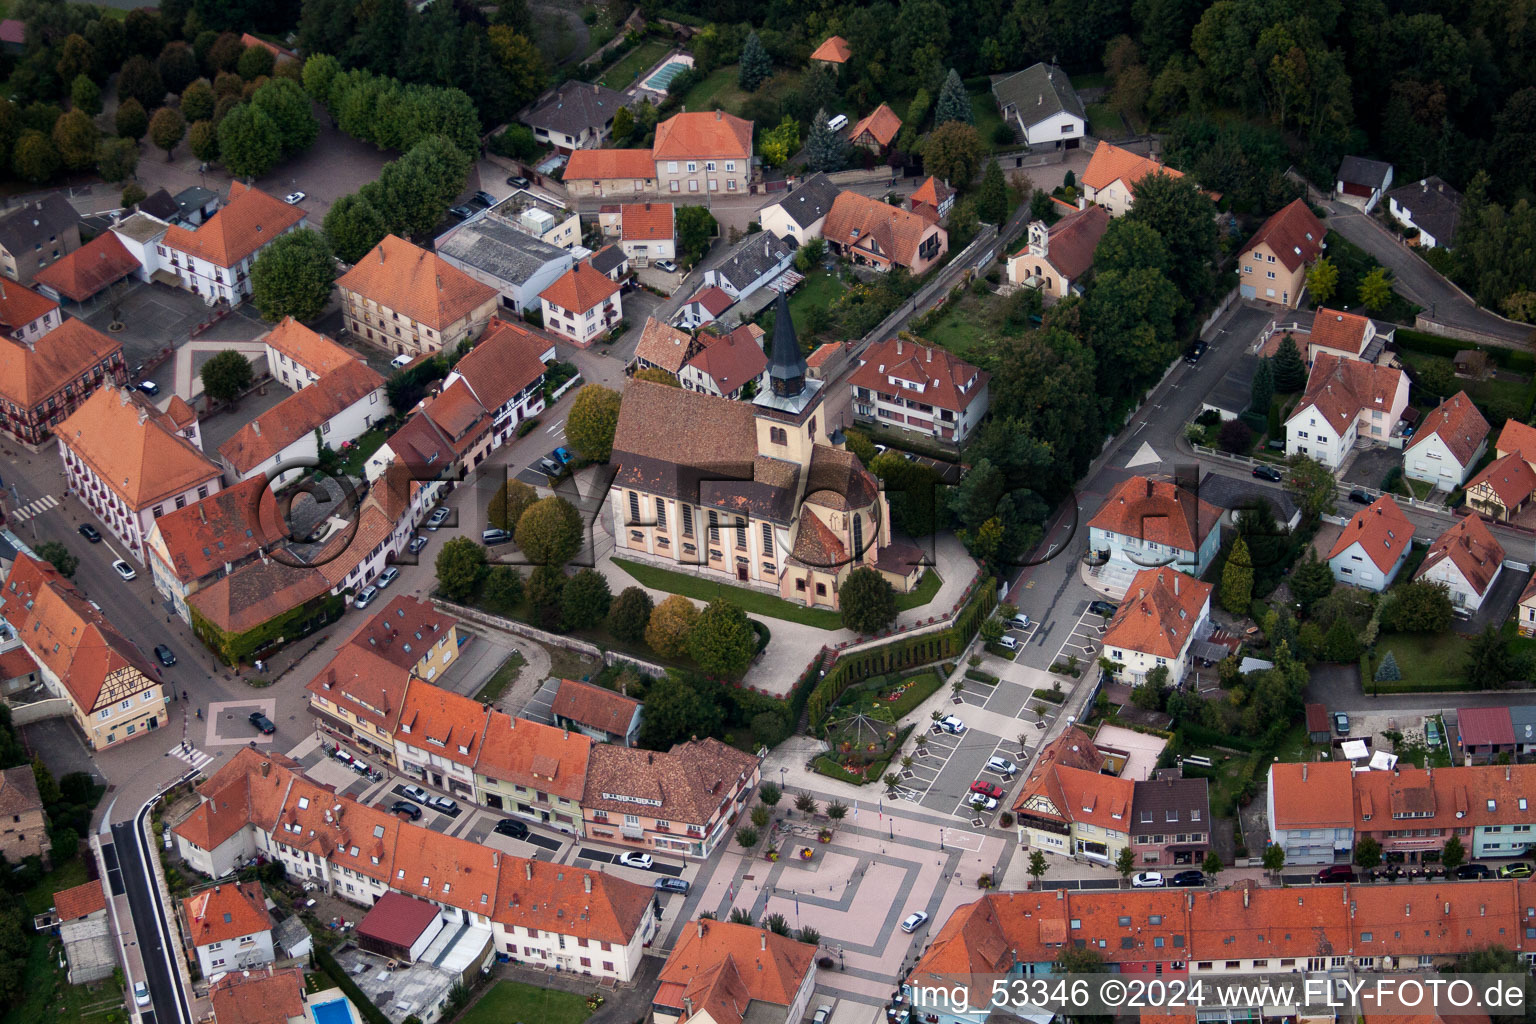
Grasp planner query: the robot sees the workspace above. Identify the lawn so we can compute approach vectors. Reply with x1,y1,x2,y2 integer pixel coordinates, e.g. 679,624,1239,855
458,981,593,1024
474,650,526,703
967,86,1011,152
614,557,844,628
599,39,672,90
337,424,392,478
682,65,806,119
787,270,844,342
1084,102,1122,138
1396,350,1536,425
1,859,121,1024
919,289,1002,359
896,569,942,611
1364,631,1474,692
1318,231,1420,324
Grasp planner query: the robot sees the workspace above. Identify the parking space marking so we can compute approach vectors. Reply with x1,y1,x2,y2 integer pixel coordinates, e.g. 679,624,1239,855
1050,607,1105,669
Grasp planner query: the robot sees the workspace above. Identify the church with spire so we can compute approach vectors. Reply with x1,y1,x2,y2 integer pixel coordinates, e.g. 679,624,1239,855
608,293,924,609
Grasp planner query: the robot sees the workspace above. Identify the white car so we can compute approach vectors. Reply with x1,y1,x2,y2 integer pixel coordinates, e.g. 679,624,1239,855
112,559,136,581
653,259,679,273
969,795,998,811
354,585,379,609
899,911,929,933
986,756,1018,776
377,566,400,588
401,785,430,803
134,982,150,1007
939,715,966,734
1006,614,1030,630
284,191,306,204
997,635,1019,650
428,795,458,813
1132,871,1165,888
390,353,413,369
617,851,654,870
813,1007,834,1024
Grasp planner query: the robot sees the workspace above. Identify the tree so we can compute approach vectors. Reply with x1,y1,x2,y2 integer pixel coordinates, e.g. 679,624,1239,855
1250,357,1275,415
1219,537,1254,614
759,781,781,806
1291,551,1335,611
1360,266,1393,313
1380,581,1453,633
1306,256,1340,305
1441,834,1466,873
750,804,770,828
923,120,983,186
521,565,564,630
796,926,821,945
933,68,972,125
71,74,101,116
1262,844,1285,877
1464,624,1515,690
322,193,387,265
688,599,756,679
251,77,318,156
96,136,139,182
51,110,98,171
1374,650,1401,682
633,367,679,387
763,913,791,937
515,495,583,566
435,537,486,601
1115,846,1136,885
759,115,800,168
840,567,897,634
566,384,621,462
486,480,538,534
646,595,699,658
1286,454,1336,517
216,102,282,178
116,98,149,141
482,565,523,609
738,31,771,91
301,53,341,103
561,568,611,629
237,43,275,82
1124,172,1217,298
975,159,1007,224
122,183,148,208
1202,850,1223,879
181,78,215,122
11,131,59,183
607,587,653,644
735,826,759,849
1321,616,1361,662
1355,836,1382,870
826,801,848,820
609,105,634,147
119,56,165,110
250,229,334,323
200,350,252,404
675,206,717,267
1272,335,1307,392
205,32,245,75
805,107,848,172
34,541,78,578
148,106,185,159
1027,850,1048,886
157,40,198,94
187,119,218,162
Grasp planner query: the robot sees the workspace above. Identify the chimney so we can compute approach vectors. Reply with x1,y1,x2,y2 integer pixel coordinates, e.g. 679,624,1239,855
1174,575,1180,596
1243,887,1249,908
1138,587,1146,600
1146,477,1153,497
896,339,902,356
715,110,722,120
593,84,599,94
252,420,260,436
525,861,533,880
1303,764,1308,782
584,873,592,893
925,346,932,363
199,504,207,523
378,245,385,263
697,921,705,938
261,760,270,776
684,998,694,1019
760,932,766,950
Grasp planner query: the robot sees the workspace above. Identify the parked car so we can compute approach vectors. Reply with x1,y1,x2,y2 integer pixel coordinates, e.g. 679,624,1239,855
938,715,966,734
996,635,1019,651
390,354,414,369
408,535,429,554
1005,614,1030,630
284,191,306,205
812,1007,833,1024
654,259,679,273
1169,870,1205,887
537,457,563,476
986,756,1018,776
354,585,379,609
473,190,498,208
401,785,430,803
494,818,530,839
426,507,451,530
134,982,150,1007
1316,865,1356,883
617,851,654,870
137,380,159,395
969,795,998,811
1252,464,1284,482
248,711,276,734
1088,600,1117,617
899,911,929,933
1498,862,1532,879
1131,871,1165,888
77,523,100,542
969,781,1004,799
377,566,400,588
1333,711,1350,735
1183,341,1208,364
112,559,136,581
389,800,422,820
553,446,573,464
1456,864,1493,879
654,877,691,894
154,644,176,667
449,204,476,219
428,795,458,813
482,528,513,546
1348,488,1372,505
506,175,530,188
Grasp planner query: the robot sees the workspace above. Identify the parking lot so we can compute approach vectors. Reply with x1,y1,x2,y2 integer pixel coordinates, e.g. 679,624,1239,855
893,717,1031,824
1047,604,1109,669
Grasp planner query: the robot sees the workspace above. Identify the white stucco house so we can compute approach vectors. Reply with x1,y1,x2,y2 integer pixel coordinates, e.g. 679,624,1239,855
1266,761,1355,865
1403,391,1488,489
1087,475,1223,578
1327,496,1413,592
1414,513,1504,613
757,173,841,245
1101,567,1213,686
989,63,1086,148
182,882,274,976
217,360,387,484
1285,353,1409,470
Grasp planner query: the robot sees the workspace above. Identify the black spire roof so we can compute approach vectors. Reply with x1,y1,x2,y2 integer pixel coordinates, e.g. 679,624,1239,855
768,290,807,398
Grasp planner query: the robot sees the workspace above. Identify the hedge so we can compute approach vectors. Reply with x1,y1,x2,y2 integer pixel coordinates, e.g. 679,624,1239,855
965,669,999,684
1177,721,1261,752
190,593,344,666
1395,329,1536,372
316,945,391,1024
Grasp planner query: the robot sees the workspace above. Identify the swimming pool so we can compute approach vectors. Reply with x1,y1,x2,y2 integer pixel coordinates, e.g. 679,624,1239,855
311,998,353,1024
643,61,692,92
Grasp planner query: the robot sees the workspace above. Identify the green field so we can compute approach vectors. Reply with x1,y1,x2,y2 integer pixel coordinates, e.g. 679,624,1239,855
474,650,526,703
1397,350,1536,424
599,39,672,90
788,270,844,340
458,982,593,1024
682,65,806,119
967,86,1010,152
1366,631,1474,692
918,290,998,358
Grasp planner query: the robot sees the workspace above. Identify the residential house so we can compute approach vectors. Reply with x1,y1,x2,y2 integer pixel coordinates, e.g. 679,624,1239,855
674,285,734,329
133,189,180,222
990,63,1086,148
0,194,81,287
1006,204,1110,298
1492,418,1536,466
1518,576,1536,637
473,712,590,833
158,183,305,305
58,385,223,562
822,191,947,273
0,280,60,342
1404,392,1488,489
1456,707,1514,764
1350,763,1536,862
339,235,500,357
522,81,631,154
1306,308,1386,364
758,172,840,244
1087,476,1222,578
47,879,113,983
240,33,297,63
680,323,768,399
561,149,658,199
1101,567,1213,686
0,765,46,863
654,111,754,196
1387,177,1462,249
1327,496,1413,592
618,202,675,265
0,317,125,446
847,103,901,152
145,476,288,624
809,36,850,66
805,340,852,381
0,19,23,54
907,177,956,224
440,318,552,450
582,738,759,858
1464,453,1536,522
1129,769,1211,868
1010,726,1109,855
173,186,221,226
486,190,581,249
217,359,387,484
393,683,489,802
589,244,627,282
1081,142,1182,217
0,554,167,750
1284,354,1409,469
34,229,140,307
183,882,274,975
653,921,817,1024
539,261,622,346
207,967,307,1024
1239,198,1325,307
1414,513,1503,612
1336,156,1394,213
632,317,701,377
1265,760,1355,864
1194,471,1304,531
702,233,796,303
848,336,990,444
434,216,573,316
262,317,360,391
1510,705,1536,754
550,678,642,746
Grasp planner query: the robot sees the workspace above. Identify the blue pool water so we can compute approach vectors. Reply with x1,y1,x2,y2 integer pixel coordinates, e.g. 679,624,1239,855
643,61,691,91
312,999,352,1024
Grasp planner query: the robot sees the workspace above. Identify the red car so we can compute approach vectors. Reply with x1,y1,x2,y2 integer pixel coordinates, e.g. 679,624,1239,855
969,781,1004,799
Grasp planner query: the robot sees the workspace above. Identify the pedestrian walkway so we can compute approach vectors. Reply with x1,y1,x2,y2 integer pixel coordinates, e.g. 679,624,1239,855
9,493,59,521
166,741,215,774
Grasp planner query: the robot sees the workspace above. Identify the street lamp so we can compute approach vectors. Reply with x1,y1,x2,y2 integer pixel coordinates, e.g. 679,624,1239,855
838,946,845,971
939,828,945,851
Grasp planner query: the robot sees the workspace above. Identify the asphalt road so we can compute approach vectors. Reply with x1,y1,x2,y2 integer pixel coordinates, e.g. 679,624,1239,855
113,806,192,1024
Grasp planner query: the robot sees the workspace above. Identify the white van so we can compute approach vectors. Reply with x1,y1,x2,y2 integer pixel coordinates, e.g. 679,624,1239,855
826,113,849,132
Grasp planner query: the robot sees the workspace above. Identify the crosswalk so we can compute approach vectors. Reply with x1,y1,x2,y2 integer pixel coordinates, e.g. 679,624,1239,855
8,494,59,522
168,742,214,773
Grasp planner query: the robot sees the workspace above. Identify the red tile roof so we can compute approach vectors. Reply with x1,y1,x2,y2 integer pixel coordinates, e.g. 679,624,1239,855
1290,352,1405,434
58,384,221,508
1405,391,1488,467
653,111,753,161
564,149,655,182
33,230,138,302
451,319,550,412
551,678,641,738
583,738,758,826
686,285,733,317
1351,763,1536,832
1053,765,1134,832
218,359,384,474
1102,567,1212,660
1308,307,1371,356
1415,514,1503,597
0,317,121,409
1494,418,1536,464
620,202,674,242
1466,452,1536,509
474,711,591,801
394,683,489,769
1328,496,1413,572
685,323,766,392
357,891,440,946
1011,727,1104,813
0,279,58,331
847,336,987,414
263,317,357,378
1082,142,1184,195
1088,475,1220,553
805,341,845,368
1267,760,1354,829
53,878,106,920
659,921,816,1024
810,36,851,63
338,234,497,332
149,476,286,584
540,260,619,314
1016,203,1109,281
1245,198,1325,272
824,191,944,268
633,317,697,373
161,183,303,268
909,177,955,210
492,855,653,945
0,647,37,680
1457,706,1515,747
208,968,305,1024
182,881,270,947
849,103,901,147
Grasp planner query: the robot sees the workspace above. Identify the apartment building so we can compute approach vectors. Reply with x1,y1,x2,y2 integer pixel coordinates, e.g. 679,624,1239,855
0,317,125,447
582,738,760,858
338,235,499,358
848,336,989,444
159,183,304,305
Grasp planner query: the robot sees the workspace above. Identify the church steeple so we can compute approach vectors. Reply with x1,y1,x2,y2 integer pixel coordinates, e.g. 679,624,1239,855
767,290,807,399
